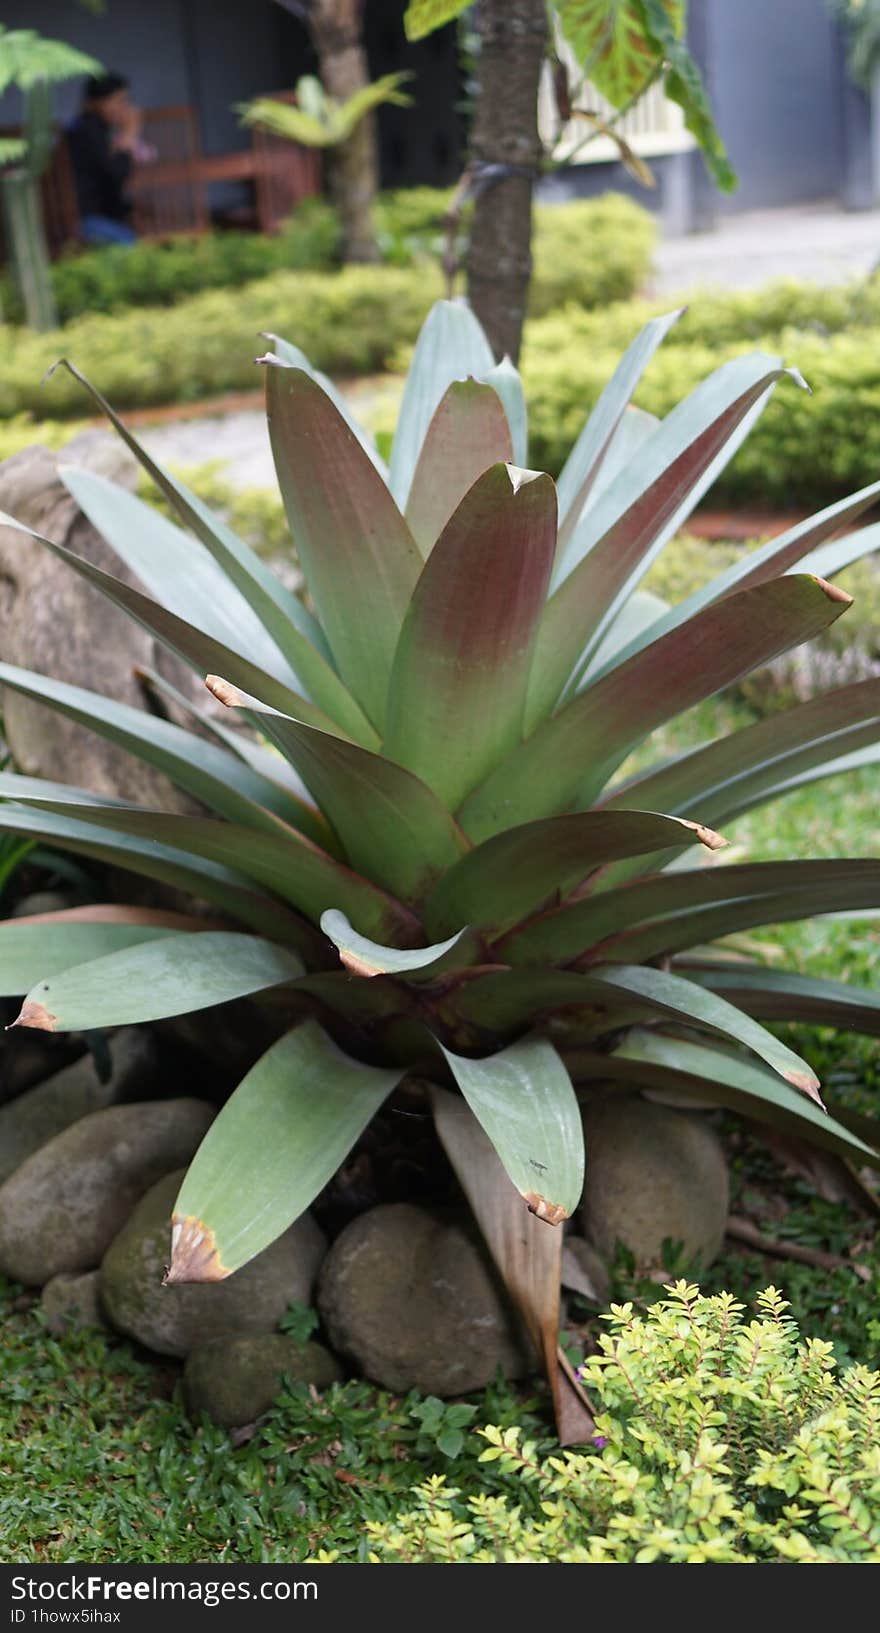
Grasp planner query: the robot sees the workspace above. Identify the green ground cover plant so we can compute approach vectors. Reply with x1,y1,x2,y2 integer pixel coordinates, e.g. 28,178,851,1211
368,1284,880,1563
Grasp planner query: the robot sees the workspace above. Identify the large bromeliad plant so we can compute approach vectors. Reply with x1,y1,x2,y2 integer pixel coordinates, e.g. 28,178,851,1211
2,300,880,1439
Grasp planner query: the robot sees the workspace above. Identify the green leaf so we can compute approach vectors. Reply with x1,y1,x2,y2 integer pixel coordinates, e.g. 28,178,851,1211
595,479,880,680
168,1022,404,1279
0,509,349,742
634,0,737,190
266,362,423,732
484,357,528,467
676,961,880,1037
555,309,683,549
425,808,725,941
60,465,297,687
534,355,797,722
320,909,481,982
0,918,183,997
52,363,362,734
389,300,495,508
431,1087,592,1443
405,380,513,556
607,674,880,831
0,772,420,949
265,334,387,477
205,677,468,905
0,660,333,851
0,801,304,945
385,465,557,811
556,0,672,107
0,27,101,95
586,963,821,1101
597,1031,880,1166
403,0,473,45
13,932,303,1032
439,1036,584,1223
582,587,669,680
461,575,852,840
501,857,880,967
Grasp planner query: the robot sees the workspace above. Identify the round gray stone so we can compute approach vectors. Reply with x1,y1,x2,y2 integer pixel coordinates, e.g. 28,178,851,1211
41,1270,106,1334
317,1202,532,1396
0,1029,158,1185
0,1098,214,1285
184,1334,342,1427
580,1093,730,1275
101,1171,327,1357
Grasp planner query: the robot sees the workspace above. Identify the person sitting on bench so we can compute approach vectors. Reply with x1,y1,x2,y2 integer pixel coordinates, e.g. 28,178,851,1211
67,72,155,247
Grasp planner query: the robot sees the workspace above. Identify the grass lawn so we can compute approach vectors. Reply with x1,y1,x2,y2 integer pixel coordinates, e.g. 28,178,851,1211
1,694,878,1564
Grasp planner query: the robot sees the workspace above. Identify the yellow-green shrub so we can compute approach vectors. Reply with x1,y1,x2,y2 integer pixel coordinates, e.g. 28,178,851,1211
362,1284,880,1565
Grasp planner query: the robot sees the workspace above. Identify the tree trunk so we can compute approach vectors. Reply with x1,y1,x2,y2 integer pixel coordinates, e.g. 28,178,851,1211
310,0,380,264
466,0,548,362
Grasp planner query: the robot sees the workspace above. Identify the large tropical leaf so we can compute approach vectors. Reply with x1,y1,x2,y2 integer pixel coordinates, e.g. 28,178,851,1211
450,960,820,1099
500,857,880,966
431,1088,593,1445
0,801,305,945
384,465,557,809
572,1031,880,1167
555,309,683,548
533,355,799,722
439,1035,584,1223
0,511,349,741
266,361,423,732
52,362,354,718
205,677,468,905
484,357,528,467
404,380,513,555
265,333,387,476
0,773,421,948
0,914,188,996
593,479,880,680
0,661,332,849
462,575,851,840
388,300,495,507
677,960,880,1037
606,675,880,830
12,931,303,1032
320,909,480,983
425,808,725,941
167,1022,404,1280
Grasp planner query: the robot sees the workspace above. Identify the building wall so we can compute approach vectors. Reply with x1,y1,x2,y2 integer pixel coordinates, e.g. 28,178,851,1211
701,0,847,211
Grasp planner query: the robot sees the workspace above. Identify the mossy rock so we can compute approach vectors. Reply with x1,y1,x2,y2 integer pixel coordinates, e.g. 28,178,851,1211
184,1334,342,1428
0,1098,214,1286
317,1202,532,1396
580,1093,729,1276
101,1171,326,1358
41,1270,106,1335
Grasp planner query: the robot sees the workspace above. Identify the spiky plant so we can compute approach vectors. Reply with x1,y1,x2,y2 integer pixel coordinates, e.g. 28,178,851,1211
2,300,879,1439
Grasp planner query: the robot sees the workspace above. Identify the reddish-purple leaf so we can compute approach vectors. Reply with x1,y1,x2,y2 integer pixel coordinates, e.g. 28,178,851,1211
405,379,513,555
384,463,557,810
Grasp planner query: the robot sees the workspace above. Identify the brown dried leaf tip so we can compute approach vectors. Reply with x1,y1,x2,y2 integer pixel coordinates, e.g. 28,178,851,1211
205,674,244,709
338,948,385,978
163,1214,230,1285
524,1192,568,1227
7,999,57,1033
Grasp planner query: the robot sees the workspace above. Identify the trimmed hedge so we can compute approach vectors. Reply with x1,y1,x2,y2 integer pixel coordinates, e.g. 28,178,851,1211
2,200,342,326
1,190,654,329
0,264,441,419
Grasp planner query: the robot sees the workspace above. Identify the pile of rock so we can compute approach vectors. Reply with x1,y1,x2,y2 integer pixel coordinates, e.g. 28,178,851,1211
0,1032,539,1428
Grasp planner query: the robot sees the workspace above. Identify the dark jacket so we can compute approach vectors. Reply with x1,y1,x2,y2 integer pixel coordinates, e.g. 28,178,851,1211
66,111,132,220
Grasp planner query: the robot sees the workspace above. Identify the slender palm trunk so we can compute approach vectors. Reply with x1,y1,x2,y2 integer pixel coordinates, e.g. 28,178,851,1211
465,0,548,362
310,0,380,263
